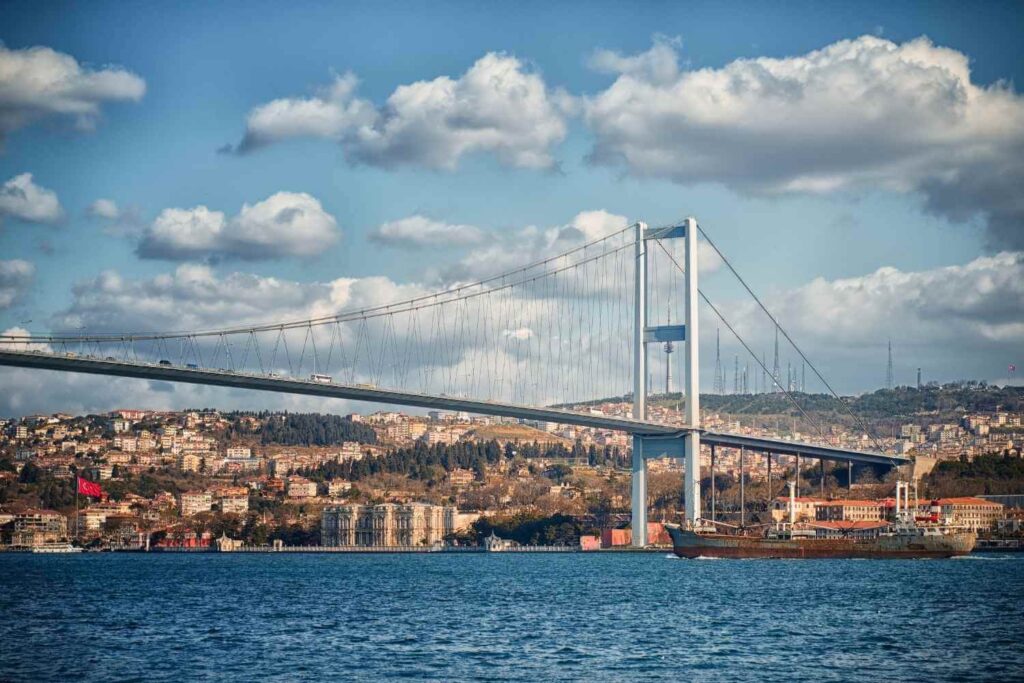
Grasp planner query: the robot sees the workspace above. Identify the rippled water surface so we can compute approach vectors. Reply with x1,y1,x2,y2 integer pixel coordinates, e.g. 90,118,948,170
2,552,1023,682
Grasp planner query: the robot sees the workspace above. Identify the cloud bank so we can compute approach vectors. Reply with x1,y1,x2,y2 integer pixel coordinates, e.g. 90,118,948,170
136,191,339,261
232,53,568,170
370,215,486,248
0,43,145,145
0,172,62,224
584,35,1024,249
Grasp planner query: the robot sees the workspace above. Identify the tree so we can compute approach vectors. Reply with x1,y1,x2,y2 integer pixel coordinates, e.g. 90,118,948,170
548,464,573,483
18,462,41,484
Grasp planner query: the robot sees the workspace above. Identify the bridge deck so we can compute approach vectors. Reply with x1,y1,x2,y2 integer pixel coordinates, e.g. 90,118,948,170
0,350,907,467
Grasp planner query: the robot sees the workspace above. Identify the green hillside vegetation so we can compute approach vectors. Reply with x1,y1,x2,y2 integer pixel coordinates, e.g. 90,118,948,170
924,454,1024,497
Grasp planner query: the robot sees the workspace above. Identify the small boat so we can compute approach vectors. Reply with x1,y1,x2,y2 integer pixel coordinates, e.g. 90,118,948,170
30,543,84,553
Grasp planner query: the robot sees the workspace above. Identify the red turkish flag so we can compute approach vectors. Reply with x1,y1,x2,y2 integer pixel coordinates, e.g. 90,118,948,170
77,477,103,498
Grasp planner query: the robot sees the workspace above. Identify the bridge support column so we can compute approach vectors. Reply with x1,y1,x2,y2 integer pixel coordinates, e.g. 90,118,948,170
631,222,648,547
684,432,700,525
631,435,647,546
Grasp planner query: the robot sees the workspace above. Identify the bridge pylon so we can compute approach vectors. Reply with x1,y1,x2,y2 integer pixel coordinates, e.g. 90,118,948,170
632,217,700,547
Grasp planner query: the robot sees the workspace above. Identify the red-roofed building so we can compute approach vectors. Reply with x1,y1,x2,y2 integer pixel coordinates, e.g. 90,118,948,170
770,496,827,523
815,500,885,522
925,497,1004,531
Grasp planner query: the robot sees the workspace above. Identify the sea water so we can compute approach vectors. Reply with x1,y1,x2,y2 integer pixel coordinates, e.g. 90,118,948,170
1,552,1022,681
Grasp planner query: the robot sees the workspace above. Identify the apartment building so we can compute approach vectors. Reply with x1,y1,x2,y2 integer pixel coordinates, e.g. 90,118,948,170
179,491,213,517
8,510,68,547
931,497,1004,531
815,500,885,522
286,477,318,498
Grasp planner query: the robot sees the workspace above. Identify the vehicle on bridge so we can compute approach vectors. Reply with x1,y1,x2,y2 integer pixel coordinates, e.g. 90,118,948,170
310,373,333,384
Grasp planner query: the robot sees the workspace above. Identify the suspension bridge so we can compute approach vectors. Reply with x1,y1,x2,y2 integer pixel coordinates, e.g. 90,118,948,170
0,216,908,546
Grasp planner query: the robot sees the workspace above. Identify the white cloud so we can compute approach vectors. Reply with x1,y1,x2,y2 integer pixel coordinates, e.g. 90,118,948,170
234,72,375,153
87,198,120,220
0,173,62,224
0,326,48,351
370,215,485,248
588,35,682,85
233,53,568,170
0,43,145,144
760,252,1024,347
52,263,331,333
437,209,719,285
441,209,633,282
584,35,1024,249
708,251,1024,390
136,191,339,261
0,260,34,308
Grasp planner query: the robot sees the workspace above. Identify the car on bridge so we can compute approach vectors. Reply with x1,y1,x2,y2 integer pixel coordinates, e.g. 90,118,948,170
159,359,172,366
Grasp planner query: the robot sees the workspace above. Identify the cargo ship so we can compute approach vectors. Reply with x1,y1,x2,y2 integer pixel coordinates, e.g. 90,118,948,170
666,482,976,559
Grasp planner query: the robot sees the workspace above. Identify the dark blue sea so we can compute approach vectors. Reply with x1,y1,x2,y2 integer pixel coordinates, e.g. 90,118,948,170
2,552,1023,682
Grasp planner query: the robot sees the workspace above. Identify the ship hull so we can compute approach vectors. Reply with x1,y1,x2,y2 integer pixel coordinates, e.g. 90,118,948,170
666,525,976,559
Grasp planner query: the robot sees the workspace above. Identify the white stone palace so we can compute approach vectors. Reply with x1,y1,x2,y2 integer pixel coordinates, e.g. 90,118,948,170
321,503,458,547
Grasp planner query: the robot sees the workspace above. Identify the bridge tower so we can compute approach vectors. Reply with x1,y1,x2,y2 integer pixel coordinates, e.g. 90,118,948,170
632,217,701,546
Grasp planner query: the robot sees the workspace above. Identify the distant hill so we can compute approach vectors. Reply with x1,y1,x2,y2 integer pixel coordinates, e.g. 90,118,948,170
464,424,572,447
572,383,1023,426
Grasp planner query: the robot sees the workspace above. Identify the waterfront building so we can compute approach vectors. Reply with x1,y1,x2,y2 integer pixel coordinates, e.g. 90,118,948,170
929,497,1004,531
484,531,517,551
321,503,459,547
76,509,108,531
815,500,885,522
770,496,826,523
8,510,68,547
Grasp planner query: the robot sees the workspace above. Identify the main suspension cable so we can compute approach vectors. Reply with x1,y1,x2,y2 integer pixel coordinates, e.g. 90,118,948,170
652,238,828,441
695,225,883,451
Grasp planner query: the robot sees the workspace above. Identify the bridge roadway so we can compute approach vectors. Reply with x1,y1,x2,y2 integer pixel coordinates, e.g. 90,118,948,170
0,350,906,467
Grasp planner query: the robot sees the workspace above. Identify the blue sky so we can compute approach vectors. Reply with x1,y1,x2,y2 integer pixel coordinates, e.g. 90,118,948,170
0,1,1022,415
